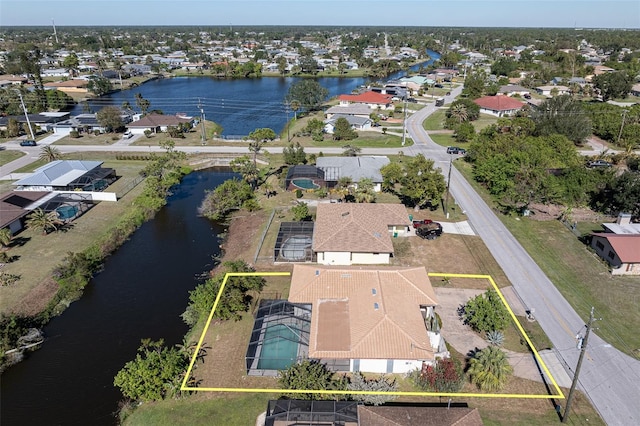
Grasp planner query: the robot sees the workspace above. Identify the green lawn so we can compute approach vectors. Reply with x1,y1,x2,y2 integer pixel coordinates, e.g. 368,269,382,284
123,394,273,426
472,113,499,131
455,161,640,358
423,109,447,131
429,133,456,147
0,149,25,166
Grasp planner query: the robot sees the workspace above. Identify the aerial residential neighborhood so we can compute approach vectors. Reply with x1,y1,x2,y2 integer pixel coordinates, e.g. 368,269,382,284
0,8,639,426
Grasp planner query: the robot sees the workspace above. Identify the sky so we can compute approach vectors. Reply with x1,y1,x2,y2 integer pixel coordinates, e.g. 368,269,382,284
0,0,639,28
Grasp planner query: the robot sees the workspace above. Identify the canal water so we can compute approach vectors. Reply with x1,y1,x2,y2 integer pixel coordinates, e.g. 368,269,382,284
2,50,441,425
72,50,440,137
0,168,235,425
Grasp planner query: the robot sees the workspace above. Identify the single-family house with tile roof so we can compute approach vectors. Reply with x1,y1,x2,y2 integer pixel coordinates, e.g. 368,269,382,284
287,264,447,373
338,91,393,109
473,95,525,117
591,234,640,275
127,113,193,134
590,213,640,275
313,203,411,265
44,79,88,94
316,156,389,192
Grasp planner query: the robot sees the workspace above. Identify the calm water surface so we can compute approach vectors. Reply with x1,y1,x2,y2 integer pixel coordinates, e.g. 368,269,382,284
1,169,234,425
73,50,440,137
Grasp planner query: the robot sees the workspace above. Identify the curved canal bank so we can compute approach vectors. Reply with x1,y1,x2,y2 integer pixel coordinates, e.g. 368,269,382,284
1,168,234,426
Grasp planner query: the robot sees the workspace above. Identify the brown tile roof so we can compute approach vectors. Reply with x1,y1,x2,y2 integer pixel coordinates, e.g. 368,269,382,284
0,191,50,229
312,203,411,254
288,265,437,360
592,233,640,262
473,95,525,111
357,405,483,426
128,113,191,128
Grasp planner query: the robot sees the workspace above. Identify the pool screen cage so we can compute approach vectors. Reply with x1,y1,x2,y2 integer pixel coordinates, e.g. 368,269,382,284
274,221,315,263
246,299,311,376
265,400,360,426
35,192,95,223
284,165,325,189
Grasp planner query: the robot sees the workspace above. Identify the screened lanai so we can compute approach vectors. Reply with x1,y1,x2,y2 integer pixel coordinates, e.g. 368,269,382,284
273,221,315,263
246,299,311,376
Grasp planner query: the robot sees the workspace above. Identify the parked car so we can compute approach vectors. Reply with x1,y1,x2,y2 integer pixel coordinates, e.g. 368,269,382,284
434,84,444,88
122,131,133,139
19,140,37,147
523,93,532,99
435,98,445,107
407,97,418,103
413,219,433,228
586,159,612,168
416,222,443,240
446,146,466,155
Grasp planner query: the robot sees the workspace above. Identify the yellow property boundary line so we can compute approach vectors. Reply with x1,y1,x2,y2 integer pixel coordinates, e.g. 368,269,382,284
181,272,564,399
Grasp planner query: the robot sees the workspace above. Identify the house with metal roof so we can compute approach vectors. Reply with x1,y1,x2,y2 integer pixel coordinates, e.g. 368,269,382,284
316,156,389,192
312,203,411,265
323,114,372,134
287,264,447,374
325,104,372,120
12,160,116,193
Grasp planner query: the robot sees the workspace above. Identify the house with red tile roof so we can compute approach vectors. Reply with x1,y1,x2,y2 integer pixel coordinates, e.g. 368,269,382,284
313,203,411,265
288,264,447,374
338,90,393,109
590,214,640,275
473,95,525,117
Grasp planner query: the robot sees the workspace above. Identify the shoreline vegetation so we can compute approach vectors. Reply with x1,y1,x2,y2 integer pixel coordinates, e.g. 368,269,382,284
0,144,190,371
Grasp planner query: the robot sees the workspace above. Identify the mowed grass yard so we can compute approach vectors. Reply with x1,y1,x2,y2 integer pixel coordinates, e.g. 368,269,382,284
455,160,640,358
0,154,149,316
0,150,25,167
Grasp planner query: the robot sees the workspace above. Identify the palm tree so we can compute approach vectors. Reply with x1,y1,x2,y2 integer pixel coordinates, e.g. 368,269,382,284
0,228,12,249
336,176,353,201
25,208,64,235
467,346,513,391
354,178,377,203
449,104,468,123
39,145,62,163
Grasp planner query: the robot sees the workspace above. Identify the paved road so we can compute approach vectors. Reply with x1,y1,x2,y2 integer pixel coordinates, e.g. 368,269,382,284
2,94,639,424
404,86,640,426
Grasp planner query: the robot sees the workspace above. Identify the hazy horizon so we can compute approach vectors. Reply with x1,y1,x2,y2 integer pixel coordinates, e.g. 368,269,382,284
1,1,639,29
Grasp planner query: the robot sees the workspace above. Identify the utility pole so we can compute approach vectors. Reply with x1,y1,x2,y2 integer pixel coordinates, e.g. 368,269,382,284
198,99,206,144
285,101,290,142
16,91,36,140
616,109,627,147
401,96,408,146
562,307,597,423
444,157,453,218
52,19,59,44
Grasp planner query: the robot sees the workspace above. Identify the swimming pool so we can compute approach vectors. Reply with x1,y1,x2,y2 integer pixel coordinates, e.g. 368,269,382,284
291,178,320,190
257,324,299,371
279,235,313,261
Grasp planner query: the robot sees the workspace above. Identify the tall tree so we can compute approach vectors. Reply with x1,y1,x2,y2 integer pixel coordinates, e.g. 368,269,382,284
286,80,329,112
531,95,592,144
247,127,276,168
38,146,62,163
5,44,46,111
62,53,80,77
332,117,358,141
382,154,446,210
96,106,124,132
87,76,113,96
135,92,151,115
594,71,633,101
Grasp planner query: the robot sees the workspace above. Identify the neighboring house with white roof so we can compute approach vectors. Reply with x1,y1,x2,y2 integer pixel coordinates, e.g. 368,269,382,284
498,84,531,97
325,104,372,120
312,203,411,265
323,114,372,134
12,160,116,192
535,85,569,97
287,264,448,374
315,156,389,192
